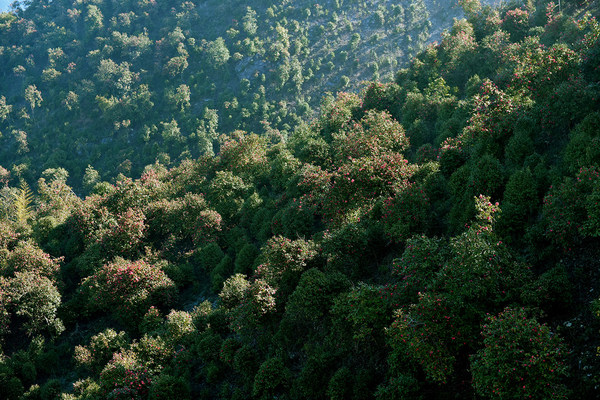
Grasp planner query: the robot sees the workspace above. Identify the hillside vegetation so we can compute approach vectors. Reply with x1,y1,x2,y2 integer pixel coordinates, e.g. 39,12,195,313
1,0,600,399
0,0,462,187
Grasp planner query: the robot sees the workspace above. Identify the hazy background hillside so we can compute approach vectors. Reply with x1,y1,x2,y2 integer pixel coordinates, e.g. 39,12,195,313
0,0,467,191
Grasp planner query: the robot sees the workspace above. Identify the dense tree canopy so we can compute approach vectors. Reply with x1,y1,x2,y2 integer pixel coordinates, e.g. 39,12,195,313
0,0,447,189
0,0,600,399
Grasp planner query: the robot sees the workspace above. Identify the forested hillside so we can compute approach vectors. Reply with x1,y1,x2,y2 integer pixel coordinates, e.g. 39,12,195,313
1,0,600,399
0,0,465,188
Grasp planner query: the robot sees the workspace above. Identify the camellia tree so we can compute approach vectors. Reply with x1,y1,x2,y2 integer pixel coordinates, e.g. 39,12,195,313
470,307,569,399
80,258,176,325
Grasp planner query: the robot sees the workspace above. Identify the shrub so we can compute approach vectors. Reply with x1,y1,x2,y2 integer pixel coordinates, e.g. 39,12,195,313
470,307,569,399
219,131,268,179
218,337,240,366
438,141,467,177
563,112,600,175
99,350,151,400
327,366,352,400
74,329,129,374
195,242,224,273
0,367,24,400
229,279,277,333
375,374,422,400
130,335,173,374
103,207,146,258
193,330,222,363
252,357,290,400
19,361,36,387
386,292,463,384
148,374,190,400
140,306,163,335
361,82,402,118
274,199,318,238
40,378,61,400
255,236,319,287
416,144,438,163
331,282,396,343
219,274,250,309
322,222,370,278
279,268,350,342
381,183,429,243
291,354,332,399
1,241,61,279
8,271,63,337
165,310,194,342
542,166,600,246
521,266,573,313
500,167,538,236
505,126,534,169
317,92,362,142
502,8,530,42
0,279,11,337
469,154,504,198
82,258,176,324
392,235,447,302
234,243,258,275
146,194,221,248
210,254,233,292
332,109,409,162
324,153,415,222
72,378,102,400
207,171,250,220
22,384,41,399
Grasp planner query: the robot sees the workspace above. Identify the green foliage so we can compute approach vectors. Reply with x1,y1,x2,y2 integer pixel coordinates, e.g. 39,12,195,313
382,183,429,243
206,37,230,67
0,362,24,400
81,258,176,324
234,243,258,275
331,282,395,343
387,292,463,383
40,378,61,400
219,273,250,309
148,374,190,400
7,271,63,337
332,109,409,162
146,193,222,249
219,131,268,179
255,236,319,288
98,350,152,399
502,8,530,42
470,307,569,399
279,268,350,343
196,242,225,273
563,112,600,175
252,357,291,400
499,167,538,236
13,181,33,226
207,171,250,220
521,265,573,313
165,310,195,342
229,278,277,334
74,329,129,374
542,166,600,246
0,0,438,187
392,235,447,301
327,366,353,400
1,240,61,279
375,374,422,400
0,1,598,398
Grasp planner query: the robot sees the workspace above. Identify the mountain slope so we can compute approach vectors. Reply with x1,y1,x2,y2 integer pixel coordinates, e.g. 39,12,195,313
0,0,465,189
